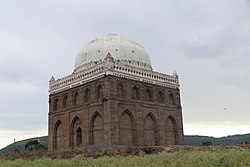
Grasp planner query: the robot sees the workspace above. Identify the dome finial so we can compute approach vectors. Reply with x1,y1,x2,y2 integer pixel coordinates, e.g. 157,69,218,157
172,71,178,79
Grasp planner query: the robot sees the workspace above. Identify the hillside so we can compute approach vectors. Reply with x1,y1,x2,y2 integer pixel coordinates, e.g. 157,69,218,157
0,136,48,154
1,134,250,154
184,133,250,146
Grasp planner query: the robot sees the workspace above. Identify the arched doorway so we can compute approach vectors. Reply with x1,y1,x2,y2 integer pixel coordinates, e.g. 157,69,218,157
76,127,82,147
165,116,177,145
144,113,157,146
53,120,63,151
91,112,104,145
119,110,135,145
70,117,82,148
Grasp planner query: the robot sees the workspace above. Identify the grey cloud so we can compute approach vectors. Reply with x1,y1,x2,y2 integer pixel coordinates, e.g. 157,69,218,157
179,29,250,66
0,90,47,131
0,0,250,141
223,77,250,89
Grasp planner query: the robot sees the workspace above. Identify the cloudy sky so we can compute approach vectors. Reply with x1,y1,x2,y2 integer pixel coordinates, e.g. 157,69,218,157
1,0,250,149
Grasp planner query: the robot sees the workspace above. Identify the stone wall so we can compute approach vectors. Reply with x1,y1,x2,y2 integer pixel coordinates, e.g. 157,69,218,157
48,75,184,152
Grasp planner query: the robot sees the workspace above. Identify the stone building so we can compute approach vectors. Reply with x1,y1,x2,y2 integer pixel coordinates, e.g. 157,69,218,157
48,34,184,152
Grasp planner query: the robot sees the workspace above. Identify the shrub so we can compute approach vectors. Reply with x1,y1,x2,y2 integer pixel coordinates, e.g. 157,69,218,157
1,148,250,166
25,140,47,151
25,140,39,149
202,141,213,146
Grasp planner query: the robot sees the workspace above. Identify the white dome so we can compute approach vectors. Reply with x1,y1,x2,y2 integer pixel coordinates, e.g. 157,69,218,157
75,34,152,70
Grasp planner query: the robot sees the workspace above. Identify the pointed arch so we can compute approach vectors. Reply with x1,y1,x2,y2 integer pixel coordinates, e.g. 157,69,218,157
73,91,79,106
132,86,139,100
90,112,104,145
53,120,63,151
117,83,125,98
97,84,103,99
119,110,135,145
146,88,153,101
53,97,58,111
76,127,82,147
70,116,82,148
165,115,178,145
84,88,90,102
144,113,157,145
62,95,68,108
158,91,164,103
169,93,175,105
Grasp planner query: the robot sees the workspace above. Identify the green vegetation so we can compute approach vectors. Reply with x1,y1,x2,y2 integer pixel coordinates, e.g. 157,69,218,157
25,140,39,149
1,148,250,167
0,136,48,154
25,140,47,151
2,134,250,154
202,141,213,146
185,134,250,146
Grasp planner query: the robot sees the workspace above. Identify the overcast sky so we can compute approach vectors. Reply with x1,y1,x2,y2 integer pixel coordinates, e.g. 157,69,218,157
0,0,250,149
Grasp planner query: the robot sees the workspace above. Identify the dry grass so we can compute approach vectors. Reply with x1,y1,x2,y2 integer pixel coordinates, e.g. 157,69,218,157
1,145,250,167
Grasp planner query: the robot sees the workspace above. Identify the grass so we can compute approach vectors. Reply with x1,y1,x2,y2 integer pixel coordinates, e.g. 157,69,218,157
0,147,250,167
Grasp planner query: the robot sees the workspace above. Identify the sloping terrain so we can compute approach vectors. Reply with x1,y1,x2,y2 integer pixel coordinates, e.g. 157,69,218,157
1,134,250,154
184,133,250,146
0,136,48,154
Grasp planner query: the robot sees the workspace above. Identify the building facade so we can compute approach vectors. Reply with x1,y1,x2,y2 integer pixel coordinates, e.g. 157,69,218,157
48,34,184,152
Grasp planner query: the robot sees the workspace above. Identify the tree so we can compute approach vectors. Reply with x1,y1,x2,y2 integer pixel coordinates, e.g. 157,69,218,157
25,140,47,151
202,141,213,146
25,140,39,149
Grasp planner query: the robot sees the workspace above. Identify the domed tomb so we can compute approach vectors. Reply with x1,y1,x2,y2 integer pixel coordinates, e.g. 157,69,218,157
74,34,152,71
48,34,184,152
